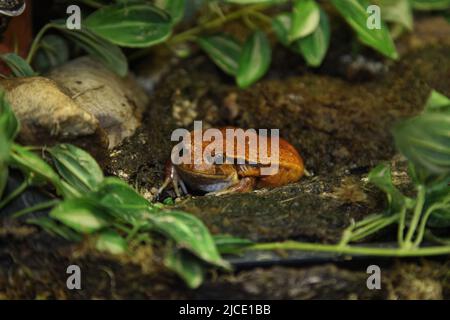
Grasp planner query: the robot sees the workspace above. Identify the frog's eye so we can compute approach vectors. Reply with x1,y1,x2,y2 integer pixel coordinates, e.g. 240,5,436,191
213,154,225,164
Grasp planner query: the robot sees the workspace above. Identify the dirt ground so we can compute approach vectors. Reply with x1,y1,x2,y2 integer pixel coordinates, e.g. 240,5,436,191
1,16,450,299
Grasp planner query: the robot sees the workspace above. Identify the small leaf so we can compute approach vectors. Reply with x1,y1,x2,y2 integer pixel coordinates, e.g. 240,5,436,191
331,0,398,59
33,35,70,74
85,3,172,48
368,163,411,213
49,144,104,193
149,210,230,269
198,34,242,76
290,0,320,41
237,30,271,88
296,9,330,67
159,0,185,24
272,13,291,46
377,0,413,31
0,53,35,77
52,21,128,77
411,0,450,11
213,235,253,254
96,229,127,254
424,90,450,113
10,144,62,188
93,177,150,223
50,199,109,234
164,248,205,289
393,113,450,175
27,217,83,242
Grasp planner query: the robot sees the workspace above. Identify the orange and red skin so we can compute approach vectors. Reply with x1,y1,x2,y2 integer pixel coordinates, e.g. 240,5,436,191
164,128,304,194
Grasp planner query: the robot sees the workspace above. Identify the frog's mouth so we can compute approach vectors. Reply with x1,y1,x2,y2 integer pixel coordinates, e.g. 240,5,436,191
0,1,26,17
175,167,239,193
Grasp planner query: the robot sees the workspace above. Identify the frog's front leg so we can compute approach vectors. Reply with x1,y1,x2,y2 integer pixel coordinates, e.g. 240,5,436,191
157,161,188,198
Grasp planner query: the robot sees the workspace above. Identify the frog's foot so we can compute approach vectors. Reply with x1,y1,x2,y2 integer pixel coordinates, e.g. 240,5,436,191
206,177,256,196
157,164,188,198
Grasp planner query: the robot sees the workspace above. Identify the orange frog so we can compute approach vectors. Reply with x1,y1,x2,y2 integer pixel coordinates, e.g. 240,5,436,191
159,128,304,196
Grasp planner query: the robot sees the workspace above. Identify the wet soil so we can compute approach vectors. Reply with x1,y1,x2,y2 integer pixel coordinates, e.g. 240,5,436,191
1,16,450,299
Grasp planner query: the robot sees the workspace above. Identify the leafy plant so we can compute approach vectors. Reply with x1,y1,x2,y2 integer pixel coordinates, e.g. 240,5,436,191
247,90,450,256
0,93,238,289
7,0,446,87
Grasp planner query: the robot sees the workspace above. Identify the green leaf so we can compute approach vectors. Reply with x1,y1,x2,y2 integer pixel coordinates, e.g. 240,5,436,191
411,0,450,10
331,0,399,59
149,210,230,269
393,113,450,175
158,0,185,24
27,217,83,242
33,35,70,74
272,13,291,46
52,21,128,77
213,235,253,254
0,92,19,167
197,34,242,76
0,53,35,77
10,144,61,188
297,9,330,67
236,30,271,88
96,229,127,254
50,199,109,234
290,0,320,41
368,163,411,213
376,0,413,31
85,3,172,48
49,144,104,194
164,248,205,289
93,177,150,223
424,90,450,113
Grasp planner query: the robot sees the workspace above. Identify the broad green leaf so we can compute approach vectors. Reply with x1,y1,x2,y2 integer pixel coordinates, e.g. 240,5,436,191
0,93,19,167
27,217,83,242
0,53,35,77
85,3,172,48
393,113,450,175
10,144,61,188
411,0,450,10
149,210,230,269
96,229,127,254
93,177,150,223
424,90,450,113
237,30,271,88
297,9,330,67
368,163,411,213
272,13,291,46
197,34,242,76
331,0,398,59
164,248,205,289
213,235,253,254
50,199,109,234
49,144,104,193
52,21,128,77
33,35,70,73
290,0,320,41
158,0,185,24
376,0,413,31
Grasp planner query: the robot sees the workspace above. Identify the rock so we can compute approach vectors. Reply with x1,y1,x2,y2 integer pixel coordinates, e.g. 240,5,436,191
48,57,149,148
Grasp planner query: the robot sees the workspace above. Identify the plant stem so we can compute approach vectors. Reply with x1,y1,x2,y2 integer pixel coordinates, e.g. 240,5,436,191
26,23,54,64
0,180,28,210
350,214,399,242
12,199,60,218
248,241,450,257
168,3,271,45
404,185,426,247
414,201,448,247
397,206,407,246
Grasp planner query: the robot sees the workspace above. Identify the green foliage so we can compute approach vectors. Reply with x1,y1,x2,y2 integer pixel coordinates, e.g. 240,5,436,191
21,0,443,85
331,0,398,59
0,53,35,77
84,3,173,47
237,30,271,88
